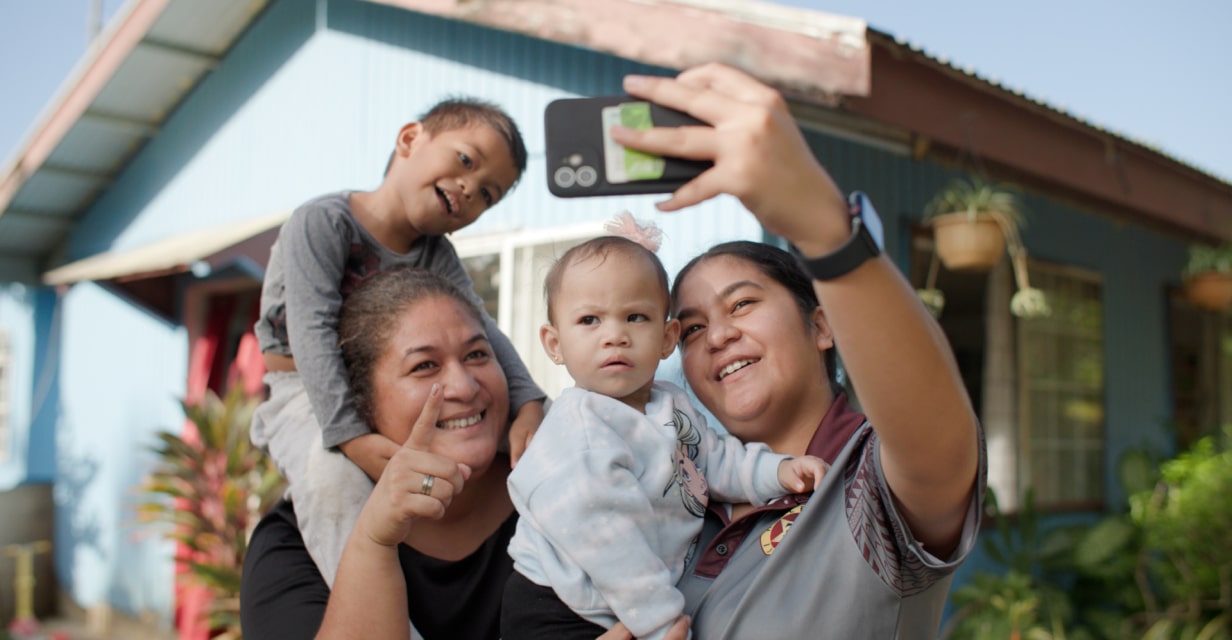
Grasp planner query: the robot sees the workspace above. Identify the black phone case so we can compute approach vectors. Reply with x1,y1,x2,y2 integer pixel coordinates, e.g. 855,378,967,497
544,96,712,198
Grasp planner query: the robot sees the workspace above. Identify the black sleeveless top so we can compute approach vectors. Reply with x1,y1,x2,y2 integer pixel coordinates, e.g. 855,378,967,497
240,499,517,640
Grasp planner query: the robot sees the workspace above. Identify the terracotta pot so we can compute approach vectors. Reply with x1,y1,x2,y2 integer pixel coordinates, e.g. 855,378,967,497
1184,271,1232,311
930,212,1006,271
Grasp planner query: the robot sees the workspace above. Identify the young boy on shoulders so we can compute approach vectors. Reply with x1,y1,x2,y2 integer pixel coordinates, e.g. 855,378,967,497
251,98,545,587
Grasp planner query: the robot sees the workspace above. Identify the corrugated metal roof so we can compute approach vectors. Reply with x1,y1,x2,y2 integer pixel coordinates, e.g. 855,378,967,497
0,0,271,275
2,0,1227,284
870,29,1226,185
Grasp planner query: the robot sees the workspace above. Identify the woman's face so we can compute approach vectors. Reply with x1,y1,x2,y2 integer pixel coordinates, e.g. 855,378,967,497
370,295,510,476
674,255,833,445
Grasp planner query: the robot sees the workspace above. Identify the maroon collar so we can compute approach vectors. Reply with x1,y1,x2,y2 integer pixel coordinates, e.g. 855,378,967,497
692,393,867,578
805,392,866,465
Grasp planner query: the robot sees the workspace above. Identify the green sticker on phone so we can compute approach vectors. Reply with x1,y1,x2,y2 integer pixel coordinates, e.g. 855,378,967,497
602,102,665,184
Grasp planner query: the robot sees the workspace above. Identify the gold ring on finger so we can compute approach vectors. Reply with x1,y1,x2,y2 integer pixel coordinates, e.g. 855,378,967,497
419,474,436,496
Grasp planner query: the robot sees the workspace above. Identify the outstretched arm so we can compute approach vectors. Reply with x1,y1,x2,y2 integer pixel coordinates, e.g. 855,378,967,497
613,64,980,556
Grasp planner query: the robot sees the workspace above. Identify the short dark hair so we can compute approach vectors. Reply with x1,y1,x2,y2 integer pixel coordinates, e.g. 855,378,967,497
544,236,670,324
384,97,528,180
338,265,485,428
671,241,839,392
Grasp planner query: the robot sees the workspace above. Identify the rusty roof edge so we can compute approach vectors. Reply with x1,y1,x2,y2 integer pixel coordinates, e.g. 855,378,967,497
865,29,1232,193
364,0,871,99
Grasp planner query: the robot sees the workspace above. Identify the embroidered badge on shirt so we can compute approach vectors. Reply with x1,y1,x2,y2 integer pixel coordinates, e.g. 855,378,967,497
760,505,803,555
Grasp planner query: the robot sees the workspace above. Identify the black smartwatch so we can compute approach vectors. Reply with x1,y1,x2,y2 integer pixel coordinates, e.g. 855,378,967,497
789,192,882,281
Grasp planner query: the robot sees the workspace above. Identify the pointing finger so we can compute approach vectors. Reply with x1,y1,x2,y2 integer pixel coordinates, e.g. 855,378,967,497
406,384,442,451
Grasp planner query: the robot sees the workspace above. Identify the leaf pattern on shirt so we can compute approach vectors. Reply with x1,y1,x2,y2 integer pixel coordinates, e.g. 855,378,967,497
844,426,951,597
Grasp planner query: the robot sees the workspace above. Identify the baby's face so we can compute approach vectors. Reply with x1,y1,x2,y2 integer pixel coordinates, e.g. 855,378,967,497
543,251,676,409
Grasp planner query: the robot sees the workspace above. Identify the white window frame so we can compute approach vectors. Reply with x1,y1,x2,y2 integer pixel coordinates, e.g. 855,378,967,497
453,222,607,399
1014,260,1105,509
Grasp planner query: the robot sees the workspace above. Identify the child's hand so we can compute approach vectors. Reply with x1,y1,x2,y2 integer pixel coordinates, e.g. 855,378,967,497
778,455,830,493
358,384,470,547
611,63,852,259
338,431,401,483
507,400,544,468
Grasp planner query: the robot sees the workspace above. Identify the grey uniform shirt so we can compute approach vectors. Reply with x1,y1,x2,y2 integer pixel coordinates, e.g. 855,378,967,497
254,191,544,448
677,394,987,639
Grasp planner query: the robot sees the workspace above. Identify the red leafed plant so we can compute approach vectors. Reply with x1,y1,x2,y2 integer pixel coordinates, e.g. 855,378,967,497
136,384,284,638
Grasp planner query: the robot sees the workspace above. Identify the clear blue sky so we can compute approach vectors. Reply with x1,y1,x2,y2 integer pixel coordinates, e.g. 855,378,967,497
3,0,1230,182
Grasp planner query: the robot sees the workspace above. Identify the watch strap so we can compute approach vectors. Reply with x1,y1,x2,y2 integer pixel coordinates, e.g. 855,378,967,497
789,196,882,281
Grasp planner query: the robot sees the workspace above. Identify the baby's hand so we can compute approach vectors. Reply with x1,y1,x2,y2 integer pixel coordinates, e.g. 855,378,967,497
777,455,830,493
507,400,544,468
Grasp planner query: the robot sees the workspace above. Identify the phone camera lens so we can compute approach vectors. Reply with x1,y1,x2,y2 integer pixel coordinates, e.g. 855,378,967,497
575,165,598,187
554,166,577,188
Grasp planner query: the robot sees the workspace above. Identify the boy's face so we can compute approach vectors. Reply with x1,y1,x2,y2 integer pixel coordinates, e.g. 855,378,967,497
540,251,679,410
390,122,519,236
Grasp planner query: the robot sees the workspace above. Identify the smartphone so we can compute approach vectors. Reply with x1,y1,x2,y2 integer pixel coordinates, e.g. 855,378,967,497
544,96,712,197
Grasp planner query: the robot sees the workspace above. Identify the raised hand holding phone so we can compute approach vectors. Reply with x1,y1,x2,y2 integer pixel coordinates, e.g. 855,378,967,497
610,63,853,258
544,96,712,197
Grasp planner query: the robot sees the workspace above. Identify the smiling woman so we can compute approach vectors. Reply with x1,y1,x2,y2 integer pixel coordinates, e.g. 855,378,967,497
596,63,985,639
242,95,546,616
240,267,518,640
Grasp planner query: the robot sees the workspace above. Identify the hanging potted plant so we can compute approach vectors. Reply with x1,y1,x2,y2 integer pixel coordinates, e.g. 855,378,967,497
923,177,1025,271
916,177,1049,320
1182,242,1232,311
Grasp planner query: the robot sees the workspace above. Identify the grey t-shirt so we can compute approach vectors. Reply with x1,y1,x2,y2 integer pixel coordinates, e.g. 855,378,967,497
677,394,986,639
254,191,544,448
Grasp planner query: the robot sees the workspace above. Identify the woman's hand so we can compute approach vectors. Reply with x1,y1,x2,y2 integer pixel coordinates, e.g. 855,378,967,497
355,384,470,547
611,63,850,257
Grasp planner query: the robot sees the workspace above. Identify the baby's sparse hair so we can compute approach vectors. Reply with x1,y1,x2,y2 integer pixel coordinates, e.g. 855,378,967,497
544,236,670,325
383,97,528,181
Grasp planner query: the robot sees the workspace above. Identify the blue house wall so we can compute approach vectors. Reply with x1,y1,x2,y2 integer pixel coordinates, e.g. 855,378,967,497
9,0,1192,624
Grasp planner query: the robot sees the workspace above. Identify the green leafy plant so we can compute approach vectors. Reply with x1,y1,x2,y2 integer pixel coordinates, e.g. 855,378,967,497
1129,428,1232,637
943,488,1083,639
1183,243,1232,277
136,384,285,639
948,437,1232,640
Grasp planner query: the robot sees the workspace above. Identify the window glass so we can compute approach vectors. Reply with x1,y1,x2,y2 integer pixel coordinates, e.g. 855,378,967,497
1017,262,1104,507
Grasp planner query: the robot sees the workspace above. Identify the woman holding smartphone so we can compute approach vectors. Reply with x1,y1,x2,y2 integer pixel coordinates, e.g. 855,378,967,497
308,63,984,639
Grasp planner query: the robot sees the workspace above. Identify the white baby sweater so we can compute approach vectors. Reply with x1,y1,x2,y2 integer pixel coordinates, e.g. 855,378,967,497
506,381,789,640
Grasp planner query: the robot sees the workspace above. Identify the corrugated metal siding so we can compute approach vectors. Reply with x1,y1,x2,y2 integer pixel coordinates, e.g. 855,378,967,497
801,127,1184,511
63,0,765,273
